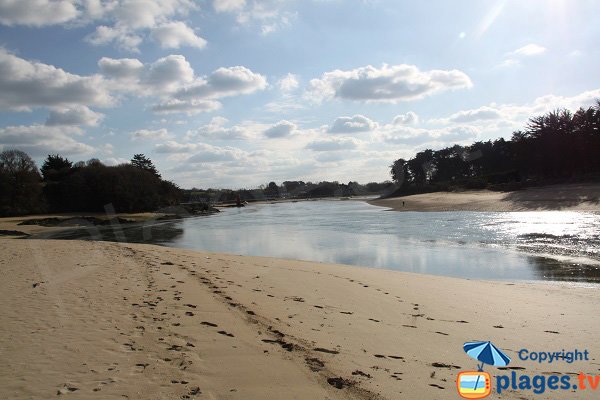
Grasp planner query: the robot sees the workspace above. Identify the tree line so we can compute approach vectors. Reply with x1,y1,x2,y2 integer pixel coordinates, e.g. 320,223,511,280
0,151,182,216
184,180,394,203
389,102,600,196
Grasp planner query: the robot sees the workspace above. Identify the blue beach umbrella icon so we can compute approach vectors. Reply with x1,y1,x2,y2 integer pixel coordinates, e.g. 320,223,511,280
464,341,511,370
463,341,511,392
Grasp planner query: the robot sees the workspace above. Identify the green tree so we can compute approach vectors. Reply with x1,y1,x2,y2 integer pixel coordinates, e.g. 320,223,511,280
41,154,72,181
131,154,160,178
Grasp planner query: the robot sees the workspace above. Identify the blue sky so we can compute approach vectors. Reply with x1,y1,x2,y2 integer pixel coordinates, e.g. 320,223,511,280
0,0,599,188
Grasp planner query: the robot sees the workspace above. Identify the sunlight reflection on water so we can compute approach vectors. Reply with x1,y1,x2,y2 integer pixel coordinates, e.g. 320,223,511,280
164,200,600,282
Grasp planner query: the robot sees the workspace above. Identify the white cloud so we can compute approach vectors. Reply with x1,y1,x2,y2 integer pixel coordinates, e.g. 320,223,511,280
213,0,246,13
376,125,480,146
0,0,79,27
175,66,267,99
0,0,201,52
213,0,294,35
498,43,547,68
0,124,94,156
439,106,503,124
97,57,144,80
155,140,199,153
85,25,143,52
99,54,194,95
306,137,360,151
186,117,258,140
392,111,419,125
431,89,600,127
131,128,171,140
98,55,265,115
510,43,546,57
45,106,104,126
277,73,299,93
0,49,112,112
264,120,297,138
152,99,222,115
328,114,377,133
186,143,244,162
306,64,472,103
151,21,207,49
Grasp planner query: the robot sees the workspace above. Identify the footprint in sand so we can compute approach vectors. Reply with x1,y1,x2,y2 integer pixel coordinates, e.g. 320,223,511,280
314,347,339,354
306,357,325,372
352,370,372,378
201,321,218,327
431,362,461,369
327,377,354,389
217,330,235,337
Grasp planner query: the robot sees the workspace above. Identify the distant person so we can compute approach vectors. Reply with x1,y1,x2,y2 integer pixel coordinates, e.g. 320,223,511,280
403,201,405,207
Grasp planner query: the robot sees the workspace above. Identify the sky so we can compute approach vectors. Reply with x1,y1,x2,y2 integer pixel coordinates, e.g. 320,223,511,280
0,0,599,189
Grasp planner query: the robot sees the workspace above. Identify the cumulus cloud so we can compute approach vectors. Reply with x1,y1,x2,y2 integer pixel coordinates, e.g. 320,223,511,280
277,73,299,93
0,0,78,27
306,64,472,103
263,120,297,138
97,55,266,115
392,111,419,125
151,21,207,49
306,137,359,151
86,25,143,52
131,128,172,140
45,106,104,126
175,66,267,99
328,114,377,133
99,55,194,95
0,0,201,52
97,56,145,80
0,124,94,156
0,48,112,111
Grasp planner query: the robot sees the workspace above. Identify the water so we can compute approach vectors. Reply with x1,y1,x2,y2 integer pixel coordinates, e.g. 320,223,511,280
36,199,600,283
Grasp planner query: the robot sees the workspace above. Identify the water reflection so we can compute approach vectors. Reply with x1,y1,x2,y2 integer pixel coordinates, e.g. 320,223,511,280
34,200,600,283
168,201,600,282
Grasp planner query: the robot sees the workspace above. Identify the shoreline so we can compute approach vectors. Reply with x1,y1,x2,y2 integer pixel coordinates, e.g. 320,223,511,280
368,182,600,212
1,238,599,399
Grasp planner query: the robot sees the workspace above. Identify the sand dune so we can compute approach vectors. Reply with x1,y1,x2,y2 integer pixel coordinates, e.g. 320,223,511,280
369,182,600,212
1,238,599,399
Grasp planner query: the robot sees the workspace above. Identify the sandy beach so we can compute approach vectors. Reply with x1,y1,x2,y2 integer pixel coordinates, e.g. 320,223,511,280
1,238,599,399
369,182,600,212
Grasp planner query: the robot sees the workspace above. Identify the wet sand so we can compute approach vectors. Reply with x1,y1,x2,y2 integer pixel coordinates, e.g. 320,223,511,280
1,238,598,399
